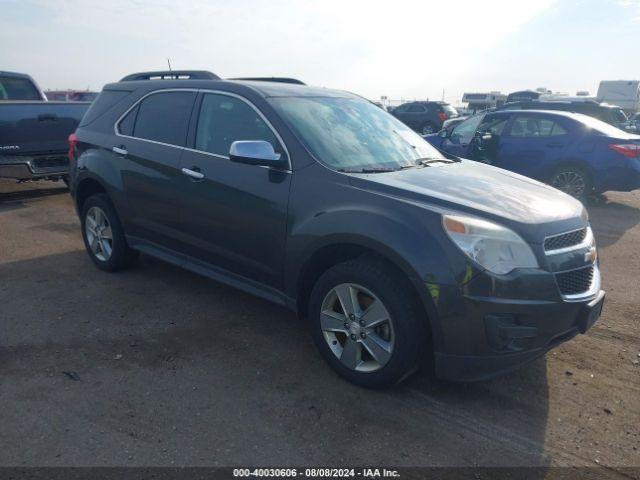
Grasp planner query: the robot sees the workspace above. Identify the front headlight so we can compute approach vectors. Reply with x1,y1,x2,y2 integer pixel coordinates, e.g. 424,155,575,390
442,214,539,275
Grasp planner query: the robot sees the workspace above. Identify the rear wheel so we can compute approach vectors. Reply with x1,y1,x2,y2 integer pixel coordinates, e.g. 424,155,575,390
308,257,428,388
550,166,592,199
81,194,138,271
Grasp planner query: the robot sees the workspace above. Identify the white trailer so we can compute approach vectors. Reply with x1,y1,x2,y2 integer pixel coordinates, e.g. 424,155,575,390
597,80,640,113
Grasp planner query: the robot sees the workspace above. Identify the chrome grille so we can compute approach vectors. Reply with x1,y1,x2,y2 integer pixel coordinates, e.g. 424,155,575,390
556,265,595,296
544,228,587,252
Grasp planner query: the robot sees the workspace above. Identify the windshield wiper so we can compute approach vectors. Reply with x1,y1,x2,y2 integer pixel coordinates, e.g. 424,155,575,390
415,157,457,166
337,167,399,173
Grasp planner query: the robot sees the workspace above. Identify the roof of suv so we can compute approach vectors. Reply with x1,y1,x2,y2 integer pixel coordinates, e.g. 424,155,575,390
107,70,354,99
107,79,354,99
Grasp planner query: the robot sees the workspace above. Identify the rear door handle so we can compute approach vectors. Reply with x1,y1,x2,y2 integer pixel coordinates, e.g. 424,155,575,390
181,167,204,180
112,146,128,156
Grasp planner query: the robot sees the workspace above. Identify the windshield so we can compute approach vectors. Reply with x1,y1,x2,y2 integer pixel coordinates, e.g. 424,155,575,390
575,113,637,138
269,96,446,171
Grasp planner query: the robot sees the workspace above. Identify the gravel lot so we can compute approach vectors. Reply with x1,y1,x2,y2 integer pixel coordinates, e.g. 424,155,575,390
0,179,638,474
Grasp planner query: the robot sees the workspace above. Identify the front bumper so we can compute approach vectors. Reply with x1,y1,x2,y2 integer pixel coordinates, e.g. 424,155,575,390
434,288,604,381
430,236,605,383
0,154,69,180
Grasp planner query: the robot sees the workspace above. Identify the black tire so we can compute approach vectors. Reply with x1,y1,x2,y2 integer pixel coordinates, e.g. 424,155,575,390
308,256,429,388
549,166,592,200
421,122,436,135
80,193,138,272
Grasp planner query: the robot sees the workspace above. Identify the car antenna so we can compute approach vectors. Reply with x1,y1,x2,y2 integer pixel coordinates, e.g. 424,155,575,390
167,58,173,72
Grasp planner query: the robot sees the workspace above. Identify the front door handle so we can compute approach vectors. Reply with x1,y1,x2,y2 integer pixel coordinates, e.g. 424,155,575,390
181,167,204,180
112,146,128,156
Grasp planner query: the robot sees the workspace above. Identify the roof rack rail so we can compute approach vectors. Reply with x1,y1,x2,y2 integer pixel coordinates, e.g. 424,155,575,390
120,70,220,81
229,77,306,85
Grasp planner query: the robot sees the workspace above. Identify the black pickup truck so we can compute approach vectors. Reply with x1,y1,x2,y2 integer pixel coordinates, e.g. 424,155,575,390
0,71,90,182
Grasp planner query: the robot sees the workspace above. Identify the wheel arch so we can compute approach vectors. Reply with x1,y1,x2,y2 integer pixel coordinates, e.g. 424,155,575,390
75,176,109,213
548,159,594,185
293,236,441,353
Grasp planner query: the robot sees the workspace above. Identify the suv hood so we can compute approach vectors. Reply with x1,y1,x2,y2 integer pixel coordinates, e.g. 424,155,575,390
348,160,586,244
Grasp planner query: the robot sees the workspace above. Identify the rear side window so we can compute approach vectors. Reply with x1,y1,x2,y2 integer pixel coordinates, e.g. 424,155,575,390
0,76,41,100
407,104,426,112
195,93,280,157
509,116,567,137
130,91,196,146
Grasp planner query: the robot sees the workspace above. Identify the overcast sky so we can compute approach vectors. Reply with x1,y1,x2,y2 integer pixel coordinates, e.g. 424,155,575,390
1,0,638,104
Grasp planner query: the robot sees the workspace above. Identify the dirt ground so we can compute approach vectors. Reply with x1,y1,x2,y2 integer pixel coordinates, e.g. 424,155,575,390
0,179,638,475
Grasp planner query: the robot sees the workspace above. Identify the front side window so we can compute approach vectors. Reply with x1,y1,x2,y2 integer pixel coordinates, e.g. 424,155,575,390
478,116,508,135
129,91,196,146
195,93,280,157
270,96,447,171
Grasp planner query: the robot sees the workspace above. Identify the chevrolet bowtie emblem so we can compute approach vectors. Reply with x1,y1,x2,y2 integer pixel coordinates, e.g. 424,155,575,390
585,246,598,264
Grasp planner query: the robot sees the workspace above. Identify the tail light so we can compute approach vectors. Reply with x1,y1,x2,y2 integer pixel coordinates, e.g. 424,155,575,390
438,112,448,122
68,133,78,164
608,143,640,158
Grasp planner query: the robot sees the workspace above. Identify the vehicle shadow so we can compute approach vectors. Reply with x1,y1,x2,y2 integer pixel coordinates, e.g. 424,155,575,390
586,193,640,249
0,250,552,471
0,181,68,213
401,360,551,472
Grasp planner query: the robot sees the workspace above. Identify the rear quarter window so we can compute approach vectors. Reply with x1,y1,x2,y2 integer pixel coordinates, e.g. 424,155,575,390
79,90,133,127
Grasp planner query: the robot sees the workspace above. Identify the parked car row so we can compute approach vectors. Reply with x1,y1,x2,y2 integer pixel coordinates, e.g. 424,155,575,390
425,109,640,197
390,101,459,134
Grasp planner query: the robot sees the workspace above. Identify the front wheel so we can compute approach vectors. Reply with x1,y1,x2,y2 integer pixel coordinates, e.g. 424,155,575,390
550,166,592,199
308,257,428,388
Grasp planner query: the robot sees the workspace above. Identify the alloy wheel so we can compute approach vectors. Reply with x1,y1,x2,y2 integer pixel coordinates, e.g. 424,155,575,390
85,206,113,261
320,283,394,373
551,171,586,197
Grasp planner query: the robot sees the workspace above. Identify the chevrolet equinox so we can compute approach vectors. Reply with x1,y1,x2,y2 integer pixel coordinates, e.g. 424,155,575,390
69,70,605,387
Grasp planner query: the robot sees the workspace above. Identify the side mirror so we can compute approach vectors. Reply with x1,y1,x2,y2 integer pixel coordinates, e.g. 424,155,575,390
229,140,284,168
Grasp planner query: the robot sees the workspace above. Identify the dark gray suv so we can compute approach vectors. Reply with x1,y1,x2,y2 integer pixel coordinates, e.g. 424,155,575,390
69,70,605,387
